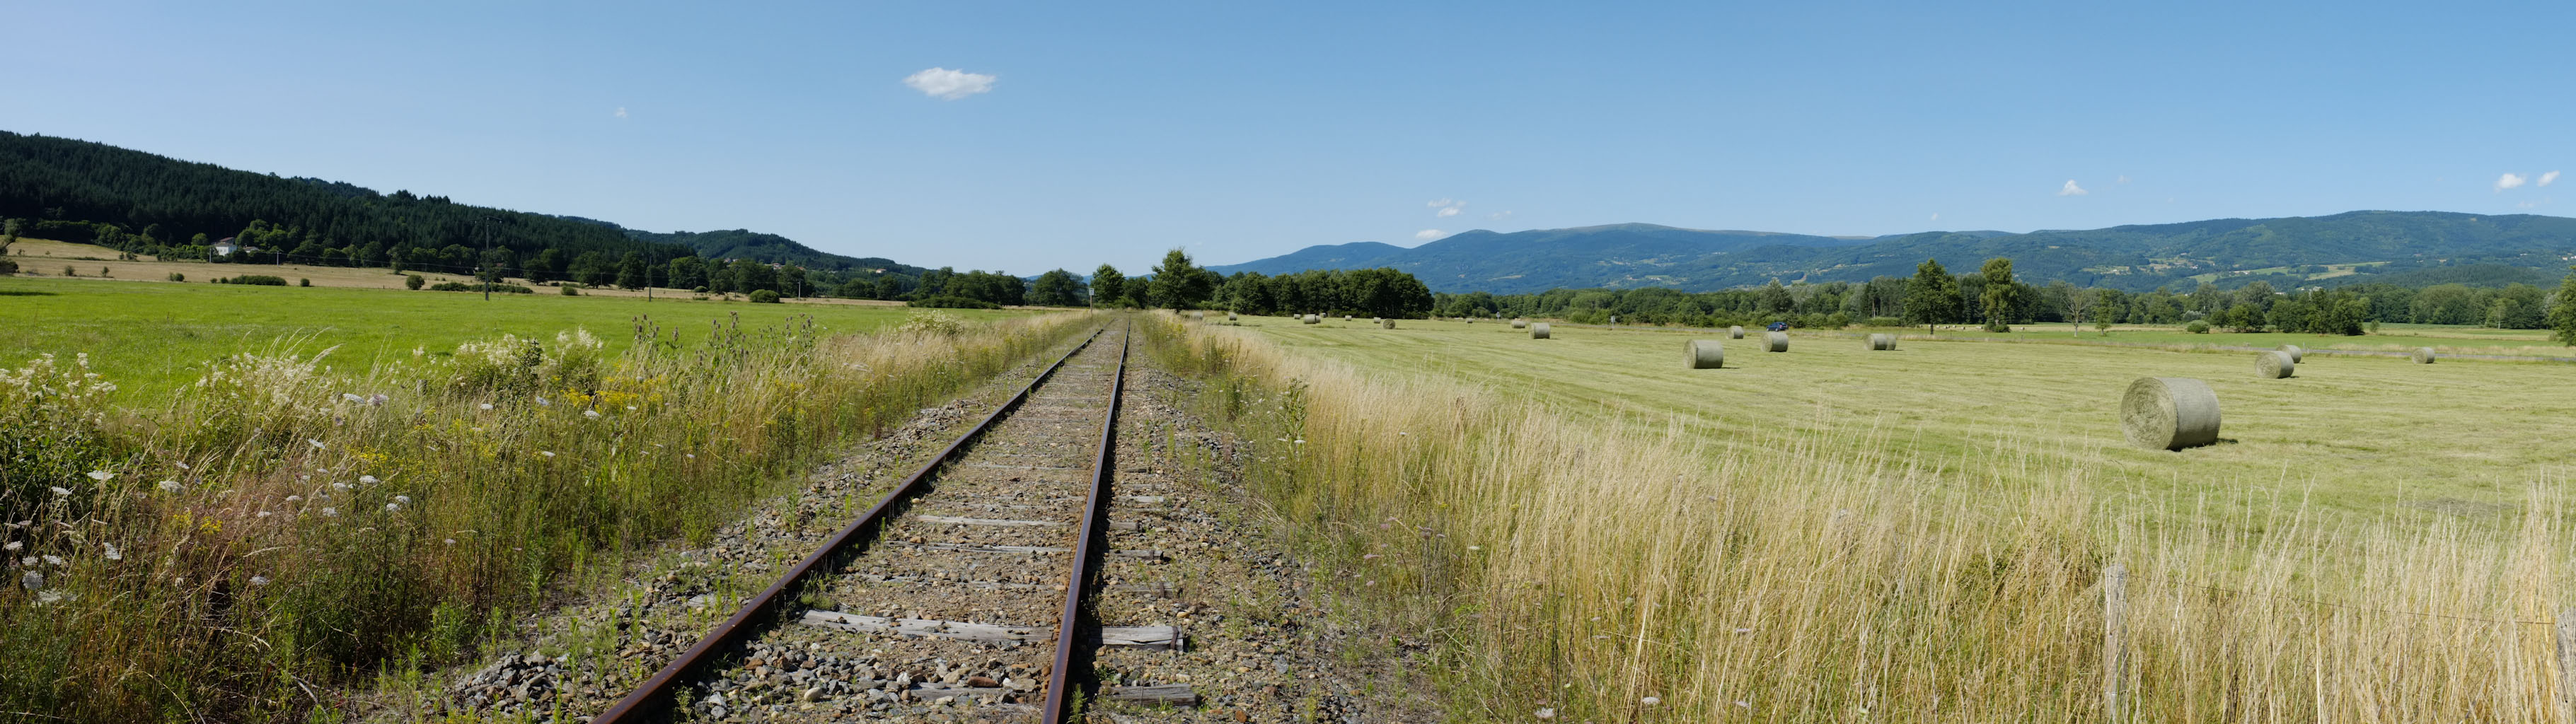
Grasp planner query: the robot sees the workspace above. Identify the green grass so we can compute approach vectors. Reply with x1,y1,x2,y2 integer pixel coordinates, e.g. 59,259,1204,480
0,276,1040,400
1900,320,2576,357
1234,317,2573,519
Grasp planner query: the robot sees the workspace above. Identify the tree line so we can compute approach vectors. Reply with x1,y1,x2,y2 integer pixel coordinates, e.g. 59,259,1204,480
1432,256,2576,341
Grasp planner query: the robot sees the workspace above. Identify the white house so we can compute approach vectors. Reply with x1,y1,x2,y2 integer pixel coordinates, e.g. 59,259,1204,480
210,238,240,257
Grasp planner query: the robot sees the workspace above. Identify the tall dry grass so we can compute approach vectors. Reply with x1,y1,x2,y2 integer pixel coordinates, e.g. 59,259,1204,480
0,309,1094,721
1144,313,2570,722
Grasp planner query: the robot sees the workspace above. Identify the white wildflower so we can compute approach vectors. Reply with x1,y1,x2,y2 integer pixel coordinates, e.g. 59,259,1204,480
624,405,636,411
320,508,337,518
1535,708,1555,720
50,486,71,496
102,543,120,561
34,590,66,605
384,503,402,513
308,439,325,450
18,556,35,566
540,451,555,458
42,555,64,566
359,475,379,484
393,495,410,505
285,495,303,503
342,393,364,403
256,511,274,518
86,470,113,481
443,539,456,545
686,454,695,459
158,479,182,493
1641,696,1660,706
175,462,190,470
249,575,272,586
584,409,602,419
18,571,40,590
1467,545,1482,551
1,542,18,552
332,482,351,491
1735,701,1750,708
536,397,550,407
478,403,494,411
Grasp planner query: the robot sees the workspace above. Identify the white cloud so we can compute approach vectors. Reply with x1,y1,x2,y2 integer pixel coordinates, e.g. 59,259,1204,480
1426,199,1467,217
2057,180,2089,197
1425,198,1453,209
2116,175,2131,185
1414,229,1448,240
1437,206,1461,218
2496,173,2527,192
1489,210,1513,220
1929,213,1940,221
903,68,996,100
2541,170,2561,187
613,107,628,119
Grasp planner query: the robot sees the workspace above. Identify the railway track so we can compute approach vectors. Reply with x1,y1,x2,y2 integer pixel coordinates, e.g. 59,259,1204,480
594,322,1194,723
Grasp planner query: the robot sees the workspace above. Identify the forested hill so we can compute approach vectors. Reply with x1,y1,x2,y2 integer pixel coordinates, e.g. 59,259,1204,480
1212,212,2576,293
0,131,918,277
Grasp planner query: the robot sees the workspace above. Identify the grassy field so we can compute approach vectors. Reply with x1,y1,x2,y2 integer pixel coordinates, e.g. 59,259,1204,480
1234,316,2570,518
1882,320,2576,358
0,274,1042,400
1150,314,2576,722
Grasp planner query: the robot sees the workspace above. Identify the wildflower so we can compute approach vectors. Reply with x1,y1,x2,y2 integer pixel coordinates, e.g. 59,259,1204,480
20,571,43,590
175,462,190,471
584,410,602,419
1735,701,1750,709
50,486,71,496
18,556,34,566
540,451,556,458
367,393,389,405
86,471,113,481
536,397,550,407
158,480,183,493
308,439,325,450
359,475,379,484
1467,545,1483,551
624,405,636,411
384,503,402,513
256,511,274,518
332,482,351,491
1362,554,1380,560
249,576,271,586
443,539,456,545
479,403,495,411
394,495,411,505
102,543,120,561
1,542,18,552
1734,627,1753,634
343,393,364,403
42,555,65,566
285,496,303,503
320,508,338,518
34,590,65,605
1535,708,1555,720
686,454,696,459
1294,439,1305,444
1641,696,1660,706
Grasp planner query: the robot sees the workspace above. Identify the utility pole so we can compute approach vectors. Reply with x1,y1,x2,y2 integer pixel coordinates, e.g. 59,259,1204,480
475,214,500,301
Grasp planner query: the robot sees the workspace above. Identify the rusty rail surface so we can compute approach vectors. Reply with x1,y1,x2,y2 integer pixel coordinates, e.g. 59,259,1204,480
1042,322,1129,723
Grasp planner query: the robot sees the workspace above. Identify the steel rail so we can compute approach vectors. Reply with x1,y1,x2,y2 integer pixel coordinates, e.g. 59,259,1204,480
1041,322,1130,723
595,327,1107,723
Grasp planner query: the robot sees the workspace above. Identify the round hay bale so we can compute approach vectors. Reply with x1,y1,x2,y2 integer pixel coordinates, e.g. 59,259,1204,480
1227,312,1238,321
1511,319,1528,329
1189,310,1205,321
1867,333,1898,351
2412,347,2437,364
2256,351,2295,379
1685,340,1725,369
1610,315,1619,324
1728,325,1745,339
2278,344,2304,363
1764,331,1789,352
1380,318,1397,329
2120,377,2222,450
1529,322,1552,339
1343,315,1353,320
1302,314,1321,325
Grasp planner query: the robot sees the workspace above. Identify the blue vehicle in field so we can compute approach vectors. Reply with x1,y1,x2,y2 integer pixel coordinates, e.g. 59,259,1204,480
1766,321,1789,332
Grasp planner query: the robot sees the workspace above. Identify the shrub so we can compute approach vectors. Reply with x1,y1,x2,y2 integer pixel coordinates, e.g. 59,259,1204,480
427,281,534,293
2186,320,2212,334
560,285,579,296
62,266,76,276
749,289,782,303
1865,316,1902,327
0,258,15,274
405,274,424,290
298,278,311,287
100,267,111,278
691,286,708,294
166,272,185,282
216,275,290,286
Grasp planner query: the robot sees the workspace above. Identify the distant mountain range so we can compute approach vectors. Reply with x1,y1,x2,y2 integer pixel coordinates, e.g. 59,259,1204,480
548,216,926,274
1208,212,2576,293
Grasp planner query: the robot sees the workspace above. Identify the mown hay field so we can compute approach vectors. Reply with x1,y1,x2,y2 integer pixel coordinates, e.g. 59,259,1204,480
1236,316,2573,523
0,275,1041,400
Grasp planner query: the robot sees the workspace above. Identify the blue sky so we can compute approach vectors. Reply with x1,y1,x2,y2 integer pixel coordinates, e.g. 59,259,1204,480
10,1,2571,274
